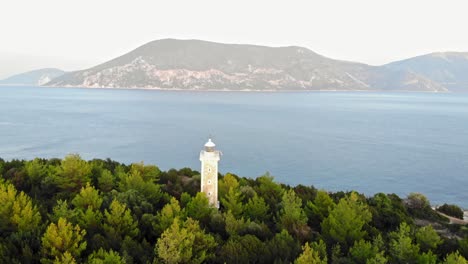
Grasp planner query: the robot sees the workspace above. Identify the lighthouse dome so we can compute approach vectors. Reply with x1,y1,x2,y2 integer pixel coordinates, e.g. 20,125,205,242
204,138,216,151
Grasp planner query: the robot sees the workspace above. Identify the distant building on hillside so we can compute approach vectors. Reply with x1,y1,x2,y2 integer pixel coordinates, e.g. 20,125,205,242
200,138,221,208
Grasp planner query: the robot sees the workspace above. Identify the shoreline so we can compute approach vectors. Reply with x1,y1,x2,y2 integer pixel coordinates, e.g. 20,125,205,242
1,84,453,93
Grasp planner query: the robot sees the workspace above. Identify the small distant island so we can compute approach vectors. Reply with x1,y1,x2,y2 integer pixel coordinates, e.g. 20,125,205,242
3,39,468,92
0,154,467,263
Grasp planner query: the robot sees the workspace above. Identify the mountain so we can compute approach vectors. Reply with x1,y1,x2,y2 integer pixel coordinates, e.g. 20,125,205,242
385,52,468,92
0,68,65,86
45,39,445,92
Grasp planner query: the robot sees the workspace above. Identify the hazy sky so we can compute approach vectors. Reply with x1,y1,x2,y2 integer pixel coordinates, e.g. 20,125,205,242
1,0,468,79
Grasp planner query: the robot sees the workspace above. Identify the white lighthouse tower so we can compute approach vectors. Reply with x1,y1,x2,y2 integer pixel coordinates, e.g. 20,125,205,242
200,138,221,208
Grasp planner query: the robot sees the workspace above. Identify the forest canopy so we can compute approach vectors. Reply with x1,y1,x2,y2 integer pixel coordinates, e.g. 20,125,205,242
0,154,467,263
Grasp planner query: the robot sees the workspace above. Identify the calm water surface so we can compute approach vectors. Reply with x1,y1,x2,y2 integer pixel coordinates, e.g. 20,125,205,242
1,86,467,207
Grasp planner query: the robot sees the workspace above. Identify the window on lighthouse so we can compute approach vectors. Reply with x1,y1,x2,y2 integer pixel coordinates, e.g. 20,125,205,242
208,180,211,184
208,192,211,196
208,167,212,172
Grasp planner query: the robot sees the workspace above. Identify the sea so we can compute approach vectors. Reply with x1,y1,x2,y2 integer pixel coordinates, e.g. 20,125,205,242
1,86,467,208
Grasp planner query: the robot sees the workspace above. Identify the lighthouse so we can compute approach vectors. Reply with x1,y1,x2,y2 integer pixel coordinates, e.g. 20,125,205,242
200,138,221,208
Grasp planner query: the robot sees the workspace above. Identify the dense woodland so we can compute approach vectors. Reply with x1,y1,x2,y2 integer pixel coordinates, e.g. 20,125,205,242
0,154,467,264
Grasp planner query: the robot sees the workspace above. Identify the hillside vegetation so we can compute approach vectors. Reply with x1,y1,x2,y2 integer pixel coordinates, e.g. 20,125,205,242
0,154,467,263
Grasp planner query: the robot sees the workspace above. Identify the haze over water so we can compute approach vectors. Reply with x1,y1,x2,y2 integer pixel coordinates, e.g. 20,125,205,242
1,86,467,207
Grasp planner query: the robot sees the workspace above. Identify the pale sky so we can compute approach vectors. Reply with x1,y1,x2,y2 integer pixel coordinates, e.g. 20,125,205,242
1,0,468,79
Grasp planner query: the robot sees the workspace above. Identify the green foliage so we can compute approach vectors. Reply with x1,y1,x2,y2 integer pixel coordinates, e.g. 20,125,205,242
389,222,420,263
103,200,138,249
25,158,49,185
321,192,372,250
155,217,216,264
155,217,192,264
223,210,270,238
154,197,183,235
254,174,284,212
0,156,467,263
41,217,86,264
244,193,270,222
295,242,327,264
52,154,92,194
118,167,163,205
349,239,380,264
220,184,243,218
443,251,468,264
368,193,411,232
437,203,464,219
305,190,335,229
406,193,439,220
418,251,437,264
218,173,239,201
366,253,388,264
129,162,160,182
87,248,125,264
218,234,267,264
266,229,301,263
277,189,309,239
415,225,442,252
97,169,115,192
0,182,41,233
185,192,214,225
460,238,468,259
72,183,103,211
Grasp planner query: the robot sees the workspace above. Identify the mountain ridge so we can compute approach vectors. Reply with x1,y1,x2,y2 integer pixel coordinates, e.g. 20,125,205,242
0,68,65,86
385,51,468,92
45,39,447,92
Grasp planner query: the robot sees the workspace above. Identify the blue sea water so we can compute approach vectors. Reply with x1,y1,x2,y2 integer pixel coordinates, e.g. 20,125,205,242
1,86,467,207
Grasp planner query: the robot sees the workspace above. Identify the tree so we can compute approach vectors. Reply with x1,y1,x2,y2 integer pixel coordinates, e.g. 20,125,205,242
220,185,243,218
349,239,382,264
25,158,49,187
255,174,284,212
389,222,420,263
52,154,92,194
437,204,464,219
97,169,115,193
418,251,437,264
51,200,77,224
266,229,300,263
154,197,183,235
305,190,335,229
218,234,267,263
185,192,214,226
87,248,125,264
244,193,270,223
41,217,87,264
407,193,430,210
0,182,41,233
366,253,388,264
218,173,239,201
184,218,217,263
294,242,327,264
443,251,468,264
224,210,247,237
129,162,160,182
321,192,372,250
72,183,103,211
368,193,411,232
155,218,216,264
103,200,138,249
118,169,163,205
460,238,468,259
277,189,308,239
415,225,441,252
406,193,434,219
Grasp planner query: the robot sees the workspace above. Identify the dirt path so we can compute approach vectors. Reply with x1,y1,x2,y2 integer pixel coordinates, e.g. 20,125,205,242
436,211,468,225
